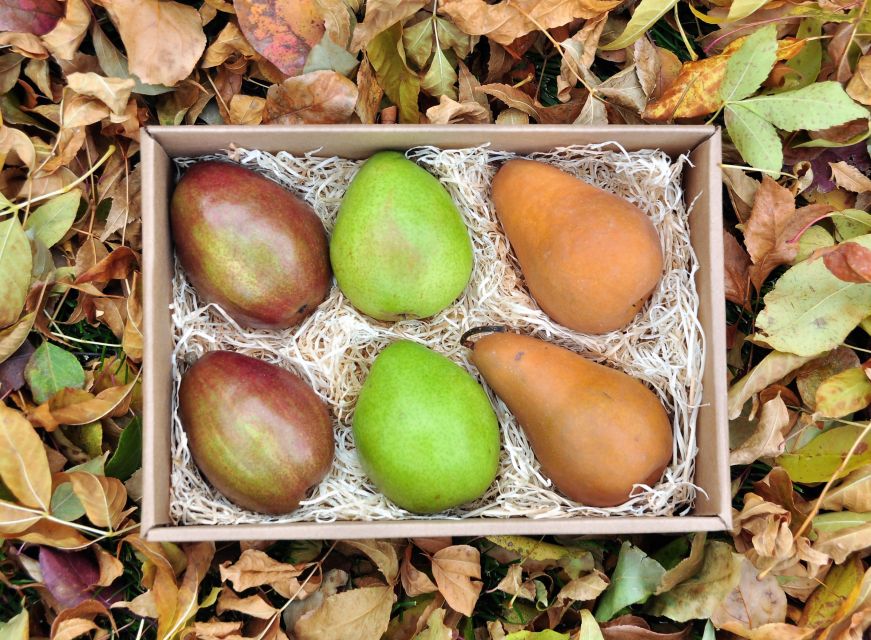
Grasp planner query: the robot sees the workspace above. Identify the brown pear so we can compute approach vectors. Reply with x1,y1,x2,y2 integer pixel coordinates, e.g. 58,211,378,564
491,159,663,334
466,331,672,507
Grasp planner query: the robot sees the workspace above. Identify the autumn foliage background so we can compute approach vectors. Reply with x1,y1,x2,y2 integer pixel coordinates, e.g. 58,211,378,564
1,0,871,638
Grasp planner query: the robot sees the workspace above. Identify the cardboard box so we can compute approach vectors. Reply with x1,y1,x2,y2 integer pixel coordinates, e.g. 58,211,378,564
140,125,728,542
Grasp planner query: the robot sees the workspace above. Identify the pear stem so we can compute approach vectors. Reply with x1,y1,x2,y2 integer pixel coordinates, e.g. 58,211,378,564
460,325,507,349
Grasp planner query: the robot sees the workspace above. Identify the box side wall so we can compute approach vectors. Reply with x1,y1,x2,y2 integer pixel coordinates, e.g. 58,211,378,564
686,132,731,528
141,131,174,535
146,515,729,542
146,124,716,158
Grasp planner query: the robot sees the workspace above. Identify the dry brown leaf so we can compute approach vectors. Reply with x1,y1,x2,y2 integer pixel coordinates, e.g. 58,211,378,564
342,539,399,585
50,600,114,640
476,83,582,123
724,230,752,308
219,549,306,598
431,545,483,617
829,161,871,193
820,241,871,284
293,585,395,640
66,471,128,529
95,546,125,587
100,164,142,242
201,21,257,69
732,493,794,567
354,56,383,125
412,538,452,554
62,89,111,128
15,518,90,548
600,615,690,640
555,570,609,604
350,0,427,51
41,0,90,61
0,124,36,169
495,564,536,600
400,545,437,596
426,96,490,124
235,0,324,77
847,55,871,106
95,0,207,86
633,36,661,99
0,405,52,510
643,38,804,121
730,394,790,465
441,0,619,46
186,620,245,640
0,499,43,535
216,586,278,619
282,568,347,630
0,32,49,58
66,72,136,116
742,176,832,289
655,532,707,595
75,246,138,284
813,522,871,564
228,94,266,125
316,0,352,48
264,70,358,124
28,382,136,431
711,559,787,631
123,272,143,363
820,465,871,512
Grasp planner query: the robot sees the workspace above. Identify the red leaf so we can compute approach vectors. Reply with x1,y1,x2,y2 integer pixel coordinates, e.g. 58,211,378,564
38,547,122,609
0,0,64,36
821,241,871,283
235,0,324,77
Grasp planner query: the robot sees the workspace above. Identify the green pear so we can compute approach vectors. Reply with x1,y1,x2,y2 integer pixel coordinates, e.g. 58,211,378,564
353,341,500,513
330,151,473,320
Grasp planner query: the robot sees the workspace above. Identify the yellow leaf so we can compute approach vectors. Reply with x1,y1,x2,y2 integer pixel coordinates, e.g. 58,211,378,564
66,471,128,529
0,405,52,510
350,0,427,51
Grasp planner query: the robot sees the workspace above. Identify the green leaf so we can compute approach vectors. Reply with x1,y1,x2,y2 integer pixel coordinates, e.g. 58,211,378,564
402,17,433,69
595,542,665,621
813,511,871,532
724,103,783,175
815,367,871,418
504,631,570,640
62,422,103,458
0,608,28,640
727,0,773,21
421,46,457,100
367,23,420,124
832,209,871,240
304,35,360,77
600,0,679,51
777,425,871,483
647,542,743,622
24,342,86,404
105,417,142,481
780,18,822,92
0,215,32,329
702,621,716,640
794,225,835,263
801,555,864,628
485,536,594,578
435,17,475,60
23,189,81,249
752,234,871,356
578,610,604,640
50,455,106,522
741,81,869,132
720,24,777,103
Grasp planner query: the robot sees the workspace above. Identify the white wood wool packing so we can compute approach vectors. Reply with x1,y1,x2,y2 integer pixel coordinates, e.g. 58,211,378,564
168,143,704,526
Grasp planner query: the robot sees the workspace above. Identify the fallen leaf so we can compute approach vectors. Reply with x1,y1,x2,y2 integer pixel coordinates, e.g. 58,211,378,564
731,394,790,465
711,558,786,632
555,571,609,605
476,83,582,123
795,347,860,410
235,0,324,76
95,0,206,86
282,568,347,630
65,471,128,529
0,404,51,510
400,545,437,596
814,366,871,418
601,0,676,52
24,341,85,404
354,56,383,124
0,339,33,400
813,520,871,564
264,69,357,124
799,553,863,628
595,542,664,621
216,586,278,619
724,231,751,307
74,246,137,284
66,72,135,116
655,532,707,595
23,189,82,249
421,46,457,99
727,350,817,420
777,425,871,484
414,607,451,640
431,545,483,617
16,518,90,548
600,615,690,639
495,564,536,600
41,0,89,60
0,610,28,640
122,272,143,363
0,215,31,328
294,585,395,640
28,381,136,431
94,546,124,587
426,95,490,124
366,23,420,124
219,549,306,598
39,547,102,608
830,161,871,194
342,539,399,585
821,241,871,284
201,20,257,69
440,0,620,46
100,164,141,243
0,0,63,36
821,465,871,512
50,599,114,640
350,0,426,51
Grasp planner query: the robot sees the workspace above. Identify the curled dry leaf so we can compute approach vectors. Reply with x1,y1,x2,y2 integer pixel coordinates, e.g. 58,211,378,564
219,549,307,598
293,585,395,640
216,586,278,619
555,570,609,605
655,532,707,595
41,0,90,61
821,465,871,512
95,0,207,86
476,83,582,123
235,0,324,77
264,70,358,124
202,21,257,69
724,231,751,308
732,493,794,567
74,246,138,285
342,539,399,585
730,394,790,465
354,56,383,125
0,404,52,510
28,381,136,431
431,544,483,617
727,350,817,420
50,599,115,640
795,346,860,410
820,241,871,284
495,564,536,600
350,0,427,52
282,568,347,630
66,72,135,116
122,272,143,363
829,161,871,193
440,0,619,46
426,95,490,124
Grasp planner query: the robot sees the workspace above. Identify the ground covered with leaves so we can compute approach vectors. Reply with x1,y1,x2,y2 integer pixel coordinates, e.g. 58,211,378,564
1,0,871,638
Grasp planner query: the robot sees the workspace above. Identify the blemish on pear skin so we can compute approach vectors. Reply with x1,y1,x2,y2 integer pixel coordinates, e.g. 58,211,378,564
514,351,524,361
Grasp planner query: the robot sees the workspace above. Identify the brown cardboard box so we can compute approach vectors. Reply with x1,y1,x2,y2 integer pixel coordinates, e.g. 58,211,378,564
140,125,728,542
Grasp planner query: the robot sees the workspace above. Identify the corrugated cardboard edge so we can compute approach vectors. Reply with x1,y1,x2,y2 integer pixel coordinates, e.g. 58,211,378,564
141,125,730,541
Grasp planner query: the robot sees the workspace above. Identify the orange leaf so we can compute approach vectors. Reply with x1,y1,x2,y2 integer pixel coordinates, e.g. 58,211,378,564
821,242,871,284
643,37,805,121
0,405,52,510
50,599,115,640
0,499,42,535
118,535,179,626
75,246,138,285
724,230,751,308
15,519,90,548
430,544,483,617
235,0,324,76
28,381,136,431
264,70,358,124
95,546,125,587
66,471,128,529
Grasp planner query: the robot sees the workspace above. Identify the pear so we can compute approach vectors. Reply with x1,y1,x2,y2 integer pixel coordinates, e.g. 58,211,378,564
491,159,663,334
465,330,672,507
330,151,473,321
353,341,500,513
